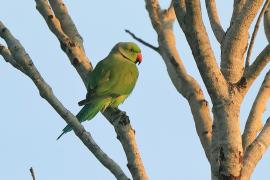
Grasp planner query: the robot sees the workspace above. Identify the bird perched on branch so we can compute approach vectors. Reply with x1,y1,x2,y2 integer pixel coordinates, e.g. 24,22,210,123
57,42,142,139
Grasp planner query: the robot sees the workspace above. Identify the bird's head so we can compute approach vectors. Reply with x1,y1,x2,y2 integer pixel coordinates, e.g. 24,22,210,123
112,42,142,65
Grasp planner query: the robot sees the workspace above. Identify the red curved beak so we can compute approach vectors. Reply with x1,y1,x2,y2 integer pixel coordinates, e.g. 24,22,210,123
136,53,142,65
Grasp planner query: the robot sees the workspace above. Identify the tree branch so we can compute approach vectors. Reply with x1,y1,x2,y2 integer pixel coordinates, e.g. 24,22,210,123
30,167,36,180
231,0,247,22
0,21,129,180
264,4,270,43
145,0,213,161
241,116,270,180
174,0,228,104
221,0,265,83
35,0,92,85
0,44,26,73
205,0,225,43
35,1,148,179
245,0,270,69
125,29,159,52
102,108,147,179
48,0,84,48
244,45,270,93
242,71,270,152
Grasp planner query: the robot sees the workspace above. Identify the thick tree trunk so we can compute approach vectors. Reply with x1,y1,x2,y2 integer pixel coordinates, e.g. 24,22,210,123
211,101,243,180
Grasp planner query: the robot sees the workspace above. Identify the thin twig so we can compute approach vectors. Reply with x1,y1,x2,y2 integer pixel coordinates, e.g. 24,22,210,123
125,29,159,52
30,167,36,180
245,0,270,69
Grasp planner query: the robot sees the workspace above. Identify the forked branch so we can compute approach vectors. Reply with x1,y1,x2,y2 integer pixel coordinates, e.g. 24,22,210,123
35,1,148,179
174,0,228,102
221,0,265,83
144,0,213,161
0,21,129,180
245,0,270,69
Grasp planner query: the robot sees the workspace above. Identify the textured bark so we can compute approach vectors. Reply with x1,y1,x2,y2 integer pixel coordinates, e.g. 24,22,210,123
35,0,91,85
245,0,270,68
264,5,270,43
205,0,225,43
212,101,243,179
231,0,247,22
154,0,269,179
221,0,264,83
174,0,228,103
243,45,270,95
144,0,213,161
242,71,270,152
241,117,270,180
103,108,148,180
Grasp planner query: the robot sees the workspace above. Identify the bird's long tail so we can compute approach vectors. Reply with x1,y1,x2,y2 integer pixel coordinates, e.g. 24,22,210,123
57,97,111,140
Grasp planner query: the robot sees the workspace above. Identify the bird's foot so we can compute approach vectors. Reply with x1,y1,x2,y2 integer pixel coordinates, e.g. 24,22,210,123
113,109,130,126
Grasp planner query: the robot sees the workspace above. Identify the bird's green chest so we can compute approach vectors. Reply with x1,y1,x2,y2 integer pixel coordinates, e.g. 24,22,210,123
111,60,138,95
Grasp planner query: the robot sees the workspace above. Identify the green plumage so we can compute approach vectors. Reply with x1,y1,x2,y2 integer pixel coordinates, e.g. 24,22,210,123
57,42,142,139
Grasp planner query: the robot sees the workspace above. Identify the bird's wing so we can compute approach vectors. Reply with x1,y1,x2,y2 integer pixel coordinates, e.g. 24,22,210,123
79,56,138,106
78,58,118,106
89,58,119,96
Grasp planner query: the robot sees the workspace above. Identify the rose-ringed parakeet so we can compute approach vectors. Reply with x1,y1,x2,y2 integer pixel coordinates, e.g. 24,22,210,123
57,42,142,139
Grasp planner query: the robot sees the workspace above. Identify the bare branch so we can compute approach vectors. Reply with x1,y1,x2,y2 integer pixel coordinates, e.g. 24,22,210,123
0,21,130,180
48,0,84,48
241,117,270,179
173,0,186,20
175,1,247,178
242,71,270,152
145,0,213,161
244,45,270,92
35,0,92,84
102,108,148,180
231,0,247,22
29,167,36,180
0,44,26,73
205,0,225,43
125,29,159,52
174,0,228,103
161,1,176,23
221,0,265,83
264,4,270,43
35,1,148,179
245,0,270,69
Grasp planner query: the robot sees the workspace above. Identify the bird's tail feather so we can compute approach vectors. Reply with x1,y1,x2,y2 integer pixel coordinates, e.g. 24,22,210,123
57,97,111,140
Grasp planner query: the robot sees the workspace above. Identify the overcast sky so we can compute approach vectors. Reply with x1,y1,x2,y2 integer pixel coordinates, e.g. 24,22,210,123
0,1,269,179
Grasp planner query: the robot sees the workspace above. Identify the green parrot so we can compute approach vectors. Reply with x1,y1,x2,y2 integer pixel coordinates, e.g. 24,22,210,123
57,42,142,139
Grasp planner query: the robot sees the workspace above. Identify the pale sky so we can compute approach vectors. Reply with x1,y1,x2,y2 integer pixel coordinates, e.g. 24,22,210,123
0,1,269,179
